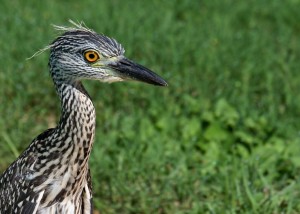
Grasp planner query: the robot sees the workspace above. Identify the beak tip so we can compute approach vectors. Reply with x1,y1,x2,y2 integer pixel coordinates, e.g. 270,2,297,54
147,77,168,86
158,80,168,87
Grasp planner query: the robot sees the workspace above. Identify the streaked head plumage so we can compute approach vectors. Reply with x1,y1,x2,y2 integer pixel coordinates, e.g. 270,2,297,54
33,20,167,86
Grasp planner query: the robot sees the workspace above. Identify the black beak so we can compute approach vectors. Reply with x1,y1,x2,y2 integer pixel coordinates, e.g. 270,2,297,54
108,57,168,86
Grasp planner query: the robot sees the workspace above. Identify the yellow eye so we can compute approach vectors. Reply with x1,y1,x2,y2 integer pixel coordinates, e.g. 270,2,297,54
84,50,100,63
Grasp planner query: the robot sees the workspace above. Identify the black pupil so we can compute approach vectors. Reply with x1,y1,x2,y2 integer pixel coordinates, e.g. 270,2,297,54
89,53,95,59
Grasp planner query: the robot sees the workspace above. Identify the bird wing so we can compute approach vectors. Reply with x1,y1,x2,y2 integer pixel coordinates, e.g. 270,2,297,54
0,129,55,213
20,190,45,214
0,155,45,214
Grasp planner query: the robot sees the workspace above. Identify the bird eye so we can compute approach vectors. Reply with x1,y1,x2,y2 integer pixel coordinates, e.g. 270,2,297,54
84,50,100,63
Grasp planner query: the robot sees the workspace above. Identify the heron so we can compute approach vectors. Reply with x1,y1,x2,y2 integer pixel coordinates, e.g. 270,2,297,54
0,22,167,213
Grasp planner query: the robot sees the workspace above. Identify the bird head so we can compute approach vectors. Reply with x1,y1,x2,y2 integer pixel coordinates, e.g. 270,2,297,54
48,23,167,86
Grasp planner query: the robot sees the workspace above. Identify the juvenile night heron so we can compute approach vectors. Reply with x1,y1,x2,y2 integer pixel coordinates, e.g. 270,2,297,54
0,22,167,213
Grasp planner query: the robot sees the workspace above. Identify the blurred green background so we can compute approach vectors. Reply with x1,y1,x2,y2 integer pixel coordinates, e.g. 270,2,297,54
1,0,300,213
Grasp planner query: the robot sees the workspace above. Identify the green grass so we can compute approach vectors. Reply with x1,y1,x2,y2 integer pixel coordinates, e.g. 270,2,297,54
1,0,300,213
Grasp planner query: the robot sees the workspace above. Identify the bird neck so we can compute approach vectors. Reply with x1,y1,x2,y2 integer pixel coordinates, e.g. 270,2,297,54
55,80,96,158
26,80,96,205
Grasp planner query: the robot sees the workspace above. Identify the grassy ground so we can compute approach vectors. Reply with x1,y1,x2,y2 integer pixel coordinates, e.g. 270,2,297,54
1,0,300,213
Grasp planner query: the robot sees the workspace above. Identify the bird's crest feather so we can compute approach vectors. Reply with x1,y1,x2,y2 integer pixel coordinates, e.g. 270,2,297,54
28,20,93,60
